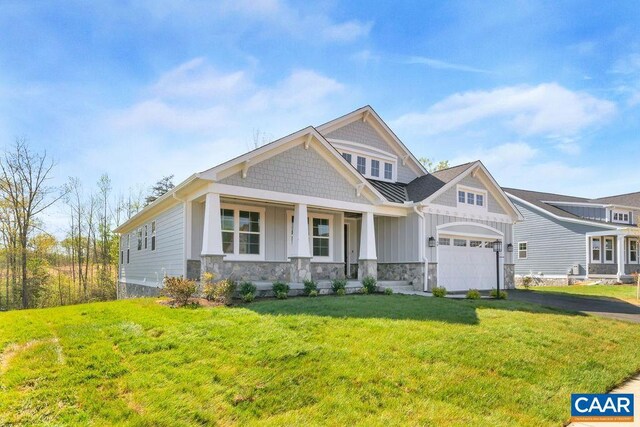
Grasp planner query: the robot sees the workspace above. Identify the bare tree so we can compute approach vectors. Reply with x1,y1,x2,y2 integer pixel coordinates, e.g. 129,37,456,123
0,139,59,308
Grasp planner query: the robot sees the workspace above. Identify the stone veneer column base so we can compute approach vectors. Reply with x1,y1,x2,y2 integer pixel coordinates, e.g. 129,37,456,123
358,259,377,280
427,263,438,291
290,257,312,283
201,255,225,280
503,264,515,289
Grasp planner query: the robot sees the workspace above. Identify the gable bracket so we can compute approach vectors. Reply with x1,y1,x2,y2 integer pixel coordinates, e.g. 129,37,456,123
241,160,252,179
356,183,366,198
304,134,312,150
362,110,370,123
401,154,409,166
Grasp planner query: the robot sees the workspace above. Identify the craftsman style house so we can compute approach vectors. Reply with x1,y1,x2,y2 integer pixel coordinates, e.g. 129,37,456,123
506,188,640,285
115,106,523,297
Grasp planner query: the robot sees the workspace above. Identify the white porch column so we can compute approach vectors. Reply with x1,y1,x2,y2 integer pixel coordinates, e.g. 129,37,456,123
617,235,626,278
291,203,311,258
201,192,224,256
358,211,377,279
359,211,377,260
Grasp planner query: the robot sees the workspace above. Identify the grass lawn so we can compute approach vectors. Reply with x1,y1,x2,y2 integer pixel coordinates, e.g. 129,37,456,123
531,283,640,305
1,295,640,426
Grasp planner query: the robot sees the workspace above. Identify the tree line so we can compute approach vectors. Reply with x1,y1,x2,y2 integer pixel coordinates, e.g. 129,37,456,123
0,139,173,311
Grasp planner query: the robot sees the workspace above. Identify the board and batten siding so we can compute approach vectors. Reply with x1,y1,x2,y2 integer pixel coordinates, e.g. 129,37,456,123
375,213,421,262
120,203,185,287
424,213,514,264
551,204,606,222
511,199,609,276
431,175,507,215
323,120,418,184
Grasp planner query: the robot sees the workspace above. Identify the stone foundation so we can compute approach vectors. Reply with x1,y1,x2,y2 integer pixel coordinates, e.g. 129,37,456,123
358,259,377,280
626,265,640,275
349,263,358,279
503,264,515,289
589,263,616,275
515,275,570,287
186,259,201,280
117,281,161,299
310,262,345,280
201,255,225,279
377,262,425,290
290,257,311,282
223,261,291,282
427,263,438,291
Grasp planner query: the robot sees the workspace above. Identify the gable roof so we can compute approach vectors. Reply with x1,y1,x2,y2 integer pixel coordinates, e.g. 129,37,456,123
503,187,619,229
406,162,475,202
591,192,640,208
316,105,428,177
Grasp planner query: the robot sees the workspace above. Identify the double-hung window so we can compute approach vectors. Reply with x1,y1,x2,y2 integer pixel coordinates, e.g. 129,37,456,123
126,234,130,263
591,238,601,262
342,152,352,163
356,156,366,174
518,242,527,259
371,159,380,178
629,239,638,263
137,228,142,250
458,191,466,203
220,206,264,259
604,237,614,263
144,225,148,249
457,186,487,210
151,221,156,250
287,212,332,260
384,162,393,180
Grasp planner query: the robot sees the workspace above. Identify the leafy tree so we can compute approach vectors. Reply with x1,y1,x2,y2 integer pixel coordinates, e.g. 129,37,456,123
145,175,175,206
419,157,450,173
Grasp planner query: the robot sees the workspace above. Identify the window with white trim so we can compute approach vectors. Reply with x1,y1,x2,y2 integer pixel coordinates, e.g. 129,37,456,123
356,156,366,174
591,237,601,262
629,239,638,264
137,228,142,250
518,242,527,259
342,152,352,163
151,221,156,251
438,237,450,246
126,234,130,263
604,237,614,263
220,206,264,259
371,159,380,178
144,224,148,249
612,211,630,223
384,162,393,180
453,239,467,247
457,186,488,210
287,212,333,260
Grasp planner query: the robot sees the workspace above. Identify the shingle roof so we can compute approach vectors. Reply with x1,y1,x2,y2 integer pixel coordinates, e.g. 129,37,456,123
366,179,408,203
591,192,640,208
405,162,475,202
502,188,592,221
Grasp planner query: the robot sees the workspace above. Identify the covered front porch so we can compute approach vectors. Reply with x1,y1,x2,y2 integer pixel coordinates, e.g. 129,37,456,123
184,191,425,288
586,228,640,283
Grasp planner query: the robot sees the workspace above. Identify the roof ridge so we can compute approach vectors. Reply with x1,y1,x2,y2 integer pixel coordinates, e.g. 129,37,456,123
503,187,590,200
430,161,476,174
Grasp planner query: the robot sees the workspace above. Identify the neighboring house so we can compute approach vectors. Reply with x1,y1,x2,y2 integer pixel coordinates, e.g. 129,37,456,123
115,106,522,297
506,188,640,285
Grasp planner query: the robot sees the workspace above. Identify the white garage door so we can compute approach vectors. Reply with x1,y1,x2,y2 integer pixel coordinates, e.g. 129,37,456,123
438,236,498,292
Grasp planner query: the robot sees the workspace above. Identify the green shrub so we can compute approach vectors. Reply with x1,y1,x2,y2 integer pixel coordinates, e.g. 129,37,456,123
359,287,368,294
211,279,237,305
384,287,393,295
331,278,347,293
242,293,255,303
308,290,319,297
521,276,533,289
336,288,346,296
303,279,318,295
490,289,508,299
239,281,257,296
275,291,288,300
432,286,447,298
361,275,377,294
272,281,290,299
162,276,198,307
466,289,481,299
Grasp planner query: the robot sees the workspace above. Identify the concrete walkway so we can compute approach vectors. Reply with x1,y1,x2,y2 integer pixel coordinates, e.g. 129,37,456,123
569,375,640,427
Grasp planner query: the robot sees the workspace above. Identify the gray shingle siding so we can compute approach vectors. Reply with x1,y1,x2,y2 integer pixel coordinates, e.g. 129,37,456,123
220,144,369,204
324,120,418,184
511,199,608,276
120,203,185,287
432,175,507,215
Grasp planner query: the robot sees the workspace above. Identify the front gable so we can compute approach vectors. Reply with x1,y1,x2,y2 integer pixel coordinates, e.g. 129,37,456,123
218,142,374,205
432,173,508,216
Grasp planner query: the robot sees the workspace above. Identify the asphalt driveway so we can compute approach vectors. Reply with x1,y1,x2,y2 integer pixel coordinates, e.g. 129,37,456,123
508,290,640,323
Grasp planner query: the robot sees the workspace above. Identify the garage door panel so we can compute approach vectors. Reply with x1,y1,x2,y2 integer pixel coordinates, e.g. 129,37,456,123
438,238,497,291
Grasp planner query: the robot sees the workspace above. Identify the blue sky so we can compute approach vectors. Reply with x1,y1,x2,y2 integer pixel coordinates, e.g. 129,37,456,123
1,1,639,233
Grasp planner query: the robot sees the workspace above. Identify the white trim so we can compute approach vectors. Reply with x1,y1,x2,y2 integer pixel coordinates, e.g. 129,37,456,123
612,209,631,224
456,184,489,212
424,203,515,224
517,241,528,260
328,139,398,161
220,203,266,261
286,210,334,262
541,200,607,207
590,236,602,263
119,278,162,287
603,237,614,264
338,146,397,182
507,192,621,229
628,238,639,264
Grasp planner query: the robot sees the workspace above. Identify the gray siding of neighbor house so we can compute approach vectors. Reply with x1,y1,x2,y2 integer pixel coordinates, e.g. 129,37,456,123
190,198,343,263
550,204,606,222
220,144,369,204
431,175,507,215
424,213,514,264
375,213,421,262
120,203,185,287
511,199,610,276
324,120,419,184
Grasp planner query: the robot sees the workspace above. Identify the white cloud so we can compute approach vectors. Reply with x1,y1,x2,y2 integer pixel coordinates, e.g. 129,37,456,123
610,53,640,75
393,83,616,137
407,56,489,74
322,20,373,43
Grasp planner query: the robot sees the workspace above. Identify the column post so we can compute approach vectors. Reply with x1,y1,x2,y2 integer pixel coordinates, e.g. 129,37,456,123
201,192,225,278
358,211,377,280
617,234,626,279
289,203,311,282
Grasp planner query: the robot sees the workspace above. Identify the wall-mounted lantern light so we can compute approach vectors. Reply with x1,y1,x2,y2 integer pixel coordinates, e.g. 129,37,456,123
428,236,436,247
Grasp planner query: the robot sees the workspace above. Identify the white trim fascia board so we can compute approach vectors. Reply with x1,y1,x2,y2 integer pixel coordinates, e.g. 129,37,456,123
603,203,640,211
542,200,606,208
585,229,634,237
114,174,200,234
437,230,504,240
316,105,428,176
422,203,515,224
506,192,620,230
212,183,409,217
119,278,162,287
436,221,505,237
328,139,398,160
587,274,619,278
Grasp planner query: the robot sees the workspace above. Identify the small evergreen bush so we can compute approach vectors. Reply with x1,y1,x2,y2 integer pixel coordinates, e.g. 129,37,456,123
432,286,447,298
466,289,481,300
336,288,346,296
303,279,318,295
384,287,393,295
308,290,319,297
239,281,257,296
490,289,508,299
242,292,255,303
331,278,347,293
272,281,290,299
361,275,377,294
162,276,198,307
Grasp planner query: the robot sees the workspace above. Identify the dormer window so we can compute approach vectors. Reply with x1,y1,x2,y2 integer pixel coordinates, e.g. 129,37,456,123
356,156,366,174
342,152,352,163
371,160,380,177
457,186,488,211
612,211,630,223
332,142,397,182
384,163,393,180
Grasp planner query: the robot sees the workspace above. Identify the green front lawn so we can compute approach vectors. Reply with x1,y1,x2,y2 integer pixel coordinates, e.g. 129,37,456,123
1,296,639,426
531,283,640,305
